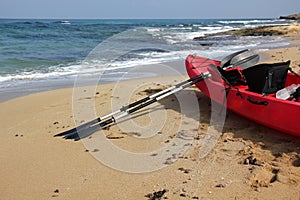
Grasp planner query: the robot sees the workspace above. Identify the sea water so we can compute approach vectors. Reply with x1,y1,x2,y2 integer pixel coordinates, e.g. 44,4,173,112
0,18,291,101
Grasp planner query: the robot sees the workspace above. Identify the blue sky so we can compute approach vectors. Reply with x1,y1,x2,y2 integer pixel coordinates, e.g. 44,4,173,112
1,0,299,19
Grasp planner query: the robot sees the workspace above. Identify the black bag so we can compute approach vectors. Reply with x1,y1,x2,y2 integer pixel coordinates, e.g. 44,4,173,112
242,61,291,94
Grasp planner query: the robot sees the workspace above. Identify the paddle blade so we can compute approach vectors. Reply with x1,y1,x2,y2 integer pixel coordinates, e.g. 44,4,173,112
220,49,249,68
231,53,260,69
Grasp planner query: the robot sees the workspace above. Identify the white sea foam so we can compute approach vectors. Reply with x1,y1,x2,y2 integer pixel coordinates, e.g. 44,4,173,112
61,20,71,25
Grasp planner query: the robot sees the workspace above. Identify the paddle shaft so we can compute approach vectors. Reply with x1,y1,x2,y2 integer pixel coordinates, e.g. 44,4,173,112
57,72,210,137
64,72,210,140
99,73,209,124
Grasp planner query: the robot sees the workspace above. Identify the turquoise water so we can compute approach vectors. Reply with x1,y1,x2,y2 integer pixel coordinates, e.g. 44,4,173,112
0,18,291,99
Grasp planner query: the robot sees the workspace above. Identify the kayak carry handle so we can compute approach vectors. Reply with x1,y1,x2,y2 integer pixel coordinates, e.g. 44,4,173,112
247,96,268,106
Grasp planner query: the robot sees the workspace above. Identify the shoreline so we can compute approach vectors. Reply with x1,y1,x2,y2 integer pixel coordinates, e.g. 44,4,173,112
0,60,186,103
2,43,300,104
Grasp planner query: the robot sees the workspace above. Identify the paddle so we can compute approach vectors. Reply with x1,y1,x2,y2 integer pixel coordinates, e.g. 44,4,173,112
221,49,259,69
55,72,211,141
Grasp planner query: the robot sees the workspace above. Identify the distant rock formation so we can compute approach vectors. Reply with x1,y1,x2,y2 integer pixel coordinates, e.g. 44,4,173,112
280,13,300,20
222,26,289,37
193,23,300,41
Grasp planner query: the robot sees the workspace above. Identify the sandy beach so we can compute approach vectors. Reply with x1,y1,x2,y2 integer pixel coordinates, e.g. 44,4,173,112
1,23,300,200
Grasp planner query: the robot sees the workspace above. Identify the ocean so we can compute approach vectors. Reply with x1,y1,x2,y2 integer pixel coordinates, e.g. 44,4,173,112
0,18,291,101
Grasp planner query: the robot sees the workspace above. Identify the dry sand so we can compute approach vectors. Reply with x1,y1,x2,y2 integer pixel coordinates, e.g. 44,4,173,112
1,25,300,200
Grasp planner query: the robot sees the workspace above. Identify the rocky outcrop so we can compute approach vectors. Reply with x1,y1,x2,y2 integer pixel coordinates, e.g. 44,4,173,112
224,26,291,37
193,23,300,41
280,13,300,20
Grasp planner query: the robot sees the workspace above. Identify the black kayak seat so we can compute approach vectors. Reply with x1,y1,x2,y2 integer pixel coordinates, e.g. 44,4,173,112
242,61,291,94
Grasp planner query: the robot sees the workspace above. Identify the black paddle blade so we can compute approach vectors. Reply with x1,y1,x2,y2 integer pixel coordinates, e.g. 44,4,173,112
54,127,77,137
54,117,101,138
64,124,101,141
55,118,115,141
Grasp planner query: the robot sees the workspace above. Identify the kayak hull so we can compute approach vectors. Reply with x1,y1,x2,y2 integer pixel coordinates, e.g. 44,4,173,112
186,55,300,137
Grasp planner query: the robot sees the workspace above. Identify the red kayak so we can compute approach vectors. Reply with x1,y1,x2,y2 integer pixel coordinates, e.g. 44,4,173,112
186,53,300,137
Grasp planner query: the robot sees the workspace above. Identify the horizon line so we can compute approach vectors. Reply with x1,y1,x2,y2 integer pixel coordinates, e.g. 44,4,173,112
0,17,279,20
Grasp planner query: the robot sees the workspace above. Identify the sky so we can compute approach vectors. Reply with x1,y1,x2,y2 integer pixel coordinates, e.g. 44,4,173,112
0,0,299,19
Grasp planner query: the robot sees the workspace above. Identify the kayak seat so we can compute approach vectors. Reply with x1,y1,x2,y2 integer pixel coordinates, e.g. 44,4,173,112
209,64,246,85
220,67,247,85
242,61,291,94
